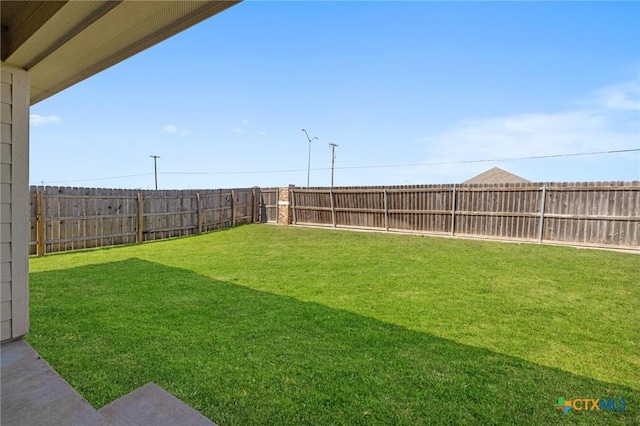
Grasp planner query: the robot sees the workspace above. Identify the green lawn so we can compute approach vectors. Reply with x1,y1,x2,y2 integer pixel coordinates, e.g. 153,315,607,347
27,224,639,425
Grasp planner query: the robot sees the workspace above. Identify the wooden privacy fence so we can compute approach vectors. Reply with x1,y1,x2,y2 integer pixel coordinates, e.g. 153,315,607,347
290,182,640,249
29,186,260,255
27,182,640,254
258,187,279,223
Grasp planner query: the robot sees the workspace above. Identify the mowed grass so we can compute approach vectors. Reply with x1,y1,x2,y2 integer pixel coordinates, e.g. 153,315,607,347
28,224,639,424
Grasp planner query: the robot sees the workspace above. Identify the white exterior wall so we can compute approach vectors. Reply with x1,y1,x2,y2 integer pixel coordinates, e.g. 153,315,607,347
0,63,29,341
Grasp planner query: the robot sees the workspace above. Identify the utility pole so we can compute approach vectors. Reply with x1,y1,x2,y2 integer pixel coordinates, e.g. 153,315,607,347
329,143,338,187
301,129,318,187
150,155,160,190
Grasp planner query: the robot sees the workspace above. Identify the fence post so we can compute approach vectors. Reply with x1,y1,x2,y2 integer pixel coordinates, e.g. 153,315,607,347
231,190,236,227
330,189,337,227
538,185,547,243
252,187,258,223
451,186,457,236
136,193,144,243
291,188,297,225
196,192,202,234
383,188,389,231
36,189,45,256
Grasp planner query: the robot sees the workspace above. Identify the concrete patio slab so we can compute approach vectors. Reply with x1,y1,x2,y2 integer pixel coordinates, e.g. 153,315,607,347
98,383,215,426
1,339,216,426
1,338,98,425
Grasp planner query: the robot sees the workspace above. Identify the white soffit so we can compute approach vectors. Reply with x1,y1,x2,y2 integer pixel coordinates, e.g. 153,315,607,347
1,1,240,105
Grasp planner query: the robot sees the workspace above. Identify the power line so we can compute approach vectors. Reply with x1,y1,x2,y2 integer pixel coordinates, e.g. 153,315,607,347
30,148,638,184
334,148,640,171
160,148,640,176
29,172,153,186
161,168,308,175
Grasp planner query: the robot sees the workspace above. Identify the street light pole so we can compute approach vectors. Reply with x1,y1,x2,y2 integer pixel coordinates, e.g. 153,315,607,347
150,155,160,190
329,143,338,187
301,129,318,187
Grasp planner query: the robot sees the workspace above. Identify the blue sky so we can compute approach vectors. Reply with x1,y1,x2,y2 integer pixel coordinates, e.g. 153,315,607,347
30,1,639,189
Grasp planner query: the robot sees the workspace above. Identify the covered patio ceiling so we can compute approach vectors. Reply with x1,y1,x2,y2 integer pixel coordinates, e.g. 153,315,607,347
1,0,240,105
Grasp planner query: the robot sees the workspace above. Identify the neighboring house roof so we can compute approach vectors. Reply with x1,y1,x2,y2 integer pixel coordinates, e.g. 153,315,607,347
463,167,530,184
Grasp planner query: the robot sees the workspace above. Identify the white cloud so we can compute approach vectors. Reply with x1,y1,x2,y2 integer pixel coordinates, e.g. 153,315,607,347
425,110,621,161
231,128,243,134
242,119,249,125
162,124,191,136
258,130,267,136
597,81,640,111
30,114,61,126
417,83,639,182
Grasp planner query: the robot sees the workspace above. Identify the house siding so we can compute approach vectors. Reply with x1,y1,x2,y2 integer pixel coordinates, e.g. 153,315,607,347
0,64,29,341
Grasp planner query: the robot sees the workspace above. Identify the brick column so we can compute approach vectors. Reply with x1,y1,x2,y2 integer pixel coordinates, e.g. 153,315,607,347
277,187,291,225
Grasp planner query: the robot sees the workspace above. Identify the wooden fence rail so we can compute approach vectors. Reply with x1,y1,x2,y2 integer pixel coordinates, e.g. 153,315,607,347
290,181,640,249
29,186,261,255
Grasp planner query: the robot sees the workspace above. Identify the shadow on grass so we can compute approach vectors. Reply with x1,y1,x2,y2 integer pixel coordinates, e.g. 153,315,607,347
27,258,638,425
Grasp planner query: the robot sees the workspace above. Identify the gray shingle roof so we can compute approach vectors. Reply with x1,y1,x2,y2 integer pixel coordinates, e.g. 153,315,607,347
463,167,530,184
